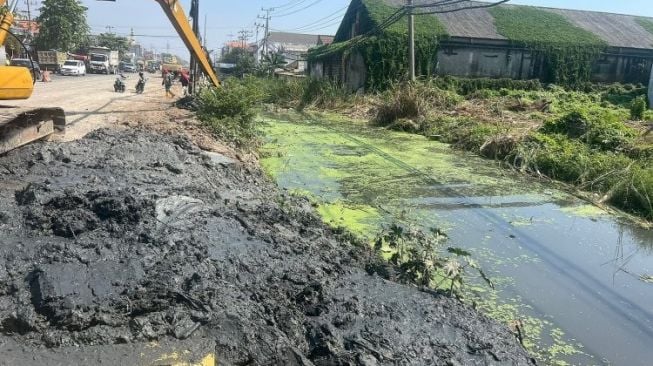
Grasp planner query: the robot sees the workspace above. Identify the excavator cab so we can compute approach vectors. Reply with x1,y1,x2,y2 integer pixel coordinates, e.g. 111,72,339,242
0,65,35,100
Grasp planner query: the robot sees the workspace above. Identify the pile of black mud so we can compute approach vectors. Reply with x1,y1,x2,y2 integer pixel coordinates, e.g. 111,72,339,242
0,129,534,365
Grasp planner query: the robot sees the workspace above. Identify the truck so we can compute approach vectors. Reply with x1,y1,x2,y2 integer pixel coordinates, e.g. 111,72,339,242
36,50,67,72
161,53,182,73
88,47,119,74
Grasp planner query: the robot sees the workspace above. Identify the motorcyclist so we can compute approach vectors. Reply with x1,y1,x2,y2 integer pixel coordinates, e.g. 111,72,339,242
114,75,125,92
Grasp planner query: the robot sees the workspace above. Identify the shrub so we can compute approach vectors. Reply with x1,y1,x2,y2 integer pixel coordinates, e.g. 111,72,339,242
541,109,636,150
630,95,648,120
196,80,264,147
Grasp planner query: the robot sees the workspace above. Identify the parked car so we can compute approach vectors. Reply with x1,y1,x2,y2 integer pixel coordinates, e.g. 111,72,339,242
120,62,137,73
60,60,86,76
10,58,41,80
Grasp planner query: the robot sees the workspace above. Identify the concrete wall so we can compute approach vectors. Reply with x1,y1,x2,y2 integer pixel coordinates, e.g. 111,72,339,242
591,53,653,84
436,42,533,79
309,61,324,79
344,51,366,91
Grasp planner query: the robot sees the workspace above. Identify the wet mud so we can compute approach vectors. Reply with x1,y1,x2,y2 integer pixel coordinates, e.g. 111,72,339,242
0,129,533,365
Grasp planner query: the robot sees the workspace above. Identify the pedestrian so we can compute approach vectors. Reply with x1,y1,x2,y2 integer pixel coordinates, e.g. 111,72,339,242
180,71,190,96
163,72,175,98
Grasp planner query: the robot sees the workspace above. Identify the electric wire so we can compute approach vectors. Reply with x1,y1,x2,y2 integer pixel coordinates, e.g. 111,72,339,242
272,0,324,18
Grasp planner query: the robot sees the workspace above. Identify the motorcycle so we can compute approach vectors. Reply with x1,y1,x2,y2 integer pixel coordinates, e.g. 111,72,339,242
114,77,126,93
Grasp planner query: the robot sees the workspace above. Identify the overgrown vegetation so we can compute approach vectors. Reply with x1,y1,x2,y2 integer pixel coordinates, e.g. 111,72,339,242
196,79,264,147
364,78,653,220
489,6,607,85
373,225,493,297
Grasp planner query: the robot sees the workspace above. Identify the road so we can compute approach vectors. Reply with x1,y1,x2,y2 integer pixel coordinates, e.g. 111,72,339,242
10,73,177,141
7,72,232,155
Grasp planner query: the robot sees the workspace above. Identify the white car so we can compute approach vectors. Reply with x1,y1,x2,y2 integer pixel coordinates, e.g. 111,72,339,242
60,60,86,76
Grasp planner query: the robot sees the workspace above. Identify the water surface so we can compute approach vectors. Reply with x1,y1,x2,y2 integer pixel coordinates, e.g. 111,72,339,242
260,112,653,365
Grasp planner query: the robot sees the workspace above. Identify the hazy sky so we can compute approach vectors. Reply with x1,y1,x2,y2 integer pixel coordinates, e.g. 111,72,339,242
19,1,653,58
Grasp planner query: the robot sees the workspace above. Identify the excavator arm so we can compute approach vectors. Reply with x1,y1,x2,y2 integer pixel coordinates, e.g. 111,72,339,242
100,0,220,87
154,0,220,87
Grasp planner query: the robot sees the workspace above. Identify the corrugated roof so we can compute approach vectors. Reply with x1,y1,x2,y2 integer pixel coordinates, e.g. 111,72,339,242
267,32,321,46
379,0,653,49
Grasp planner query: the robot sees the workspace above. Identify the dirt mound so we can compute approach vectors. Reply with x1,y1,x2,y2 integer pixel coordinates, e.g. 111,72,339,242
0,129,534,365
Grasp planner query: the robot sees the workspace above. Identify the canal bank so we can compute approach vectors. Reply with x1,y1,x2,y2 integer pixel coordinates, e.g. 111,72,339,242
260,111,653,366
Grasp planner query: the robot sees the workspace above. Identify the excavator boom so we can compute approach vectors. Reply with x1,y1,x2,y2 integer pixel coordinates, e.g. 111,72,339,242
155,0,220,88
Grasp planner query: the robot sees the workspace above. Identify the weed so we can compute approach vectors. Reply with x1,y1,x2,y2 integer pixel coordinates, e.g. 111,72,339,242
374,225,493,297
630,96,648,121
196,79,263,147
373,81,462,127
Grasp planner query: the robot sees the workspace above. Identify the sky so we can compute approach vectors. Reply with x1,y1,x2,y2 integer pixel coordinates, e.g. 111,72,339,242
18,0,653,59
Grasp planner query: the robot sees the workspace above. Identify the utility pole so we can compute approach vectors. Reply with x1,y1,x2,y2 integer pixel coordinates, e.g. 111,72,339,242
106,25,115,34
25,0,33,38
254,22,264,63
407,0,415,81
238,29,252,50
203,14,207,48
189,0,200,94
258,8,273,57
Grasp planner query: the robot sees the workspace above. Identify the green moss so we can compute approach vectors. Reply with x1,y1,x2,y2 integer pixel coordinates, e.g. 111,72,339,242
636,17,653,36
489,6,606,85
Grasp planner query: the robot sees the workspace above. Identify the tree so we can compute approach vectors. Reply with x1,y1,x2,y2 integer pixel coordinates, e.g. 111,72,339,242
34,0,90,52
95,33,130,55
234,52,255,78
221,48,248,64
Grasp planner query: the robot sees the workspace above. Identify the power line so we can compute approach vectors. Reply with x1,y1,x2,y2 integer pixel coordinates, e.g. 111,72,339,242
271,0,309,11
272,0,324,17
414,0,510,14
290,4,349,30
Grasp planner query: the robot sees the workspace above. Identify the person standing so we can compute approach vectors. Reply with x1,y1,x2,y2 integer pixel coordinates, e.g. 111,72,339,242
180,71,190,96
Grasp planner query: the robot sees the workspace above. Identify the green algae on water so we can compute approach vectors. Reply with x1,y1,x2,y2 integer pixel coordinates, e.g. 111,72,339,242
317,200,382,238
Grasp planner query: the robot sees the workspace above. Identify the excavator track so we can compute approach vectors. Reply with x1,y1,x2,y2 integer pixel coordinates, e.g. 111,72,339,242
0,105,66,155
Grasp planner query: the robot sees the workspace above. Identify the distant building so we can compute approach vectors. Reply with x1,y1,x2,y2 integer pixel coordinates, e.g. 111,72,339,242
264,32,334,73
311,0,653,90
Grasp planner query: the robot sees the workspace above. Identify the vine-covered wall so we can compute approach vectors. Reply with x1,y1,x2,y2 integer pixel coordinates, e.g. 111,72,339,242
488,7,607,85
311,0,447,90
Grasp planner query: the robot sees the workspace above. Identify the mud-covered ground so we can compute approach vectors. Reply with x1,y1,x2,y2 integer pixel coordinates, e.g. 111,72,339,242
0,129,534,365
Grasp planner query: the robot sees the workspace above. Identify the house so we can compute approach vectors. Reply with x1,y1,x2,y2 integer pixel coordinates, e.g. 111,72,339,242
310,0,653,90
264,32,333,73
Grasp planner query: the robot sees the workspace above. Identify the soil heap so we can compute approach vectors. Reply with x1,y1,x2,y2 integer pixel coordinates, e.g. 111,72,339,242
0,129,534,365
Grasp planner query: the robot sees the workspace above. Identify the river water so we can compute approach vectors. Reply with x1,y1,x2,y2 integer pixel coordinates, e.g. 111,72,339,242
259,112,653,366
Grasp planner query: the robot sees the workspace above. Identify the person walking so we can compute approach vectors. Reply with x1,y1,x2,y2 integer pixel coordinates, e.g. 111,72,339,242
162,70,175,98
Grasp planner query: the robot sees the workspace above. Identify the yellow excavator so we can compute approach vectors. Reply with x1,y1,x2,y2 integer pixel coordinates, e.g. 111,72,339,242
0,0,220,155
